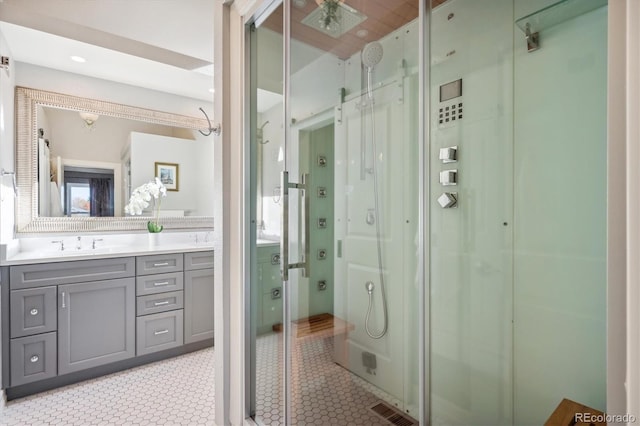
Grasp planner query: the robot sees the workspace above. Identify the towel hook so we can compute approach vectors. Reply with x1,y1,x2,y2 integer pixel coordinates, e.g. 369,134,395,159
0,168,18,196
198,107,221,137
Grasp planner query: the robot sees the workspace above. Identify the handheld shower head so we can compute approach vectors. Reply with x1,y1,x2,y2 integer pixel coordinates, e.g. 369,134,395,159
361,41,383,69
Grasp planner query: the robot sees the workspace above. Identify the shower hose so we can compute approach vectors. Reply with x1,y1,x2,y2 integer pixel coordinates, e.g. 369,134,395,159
364,67,389,340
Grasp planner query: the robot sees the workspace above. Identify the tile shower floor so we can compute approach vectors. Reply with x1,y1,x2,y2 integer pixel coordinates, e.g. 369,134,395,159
255,333,401,426
1,334,404,426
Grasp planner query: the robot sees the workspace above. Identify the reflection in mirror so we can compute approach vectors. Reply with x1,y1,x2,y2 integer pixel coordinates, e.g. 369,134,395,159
16,86,214,234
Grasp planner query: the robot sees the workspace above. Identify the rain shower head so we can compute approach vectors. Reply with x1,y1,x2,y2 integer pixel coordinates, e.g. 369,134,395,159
361,41,383,69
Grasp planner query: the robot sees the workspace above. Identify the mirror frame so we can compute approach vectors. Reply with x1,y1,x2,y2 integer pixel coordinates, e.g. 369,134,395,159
15,86,215,234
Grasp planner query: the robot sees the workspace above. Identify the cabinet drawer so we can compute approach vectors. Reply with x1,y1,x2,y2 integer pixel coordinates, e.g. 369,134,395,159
10,332,57,386
10,257,135,289
136,310,184,356
185,251,214,271
136,272,184,296
136,254,183,276
10,286,57,338
137,291,184,316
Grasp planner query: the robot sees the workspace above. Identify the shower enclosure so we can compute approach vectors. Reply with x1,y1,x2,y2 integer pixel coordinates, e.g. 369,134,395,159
245,0,607,425
249,1,423,425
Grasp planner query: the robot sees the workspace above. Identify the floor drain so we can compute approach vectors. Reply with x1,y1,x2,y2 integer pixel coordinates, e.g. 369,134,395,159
369,401,418,426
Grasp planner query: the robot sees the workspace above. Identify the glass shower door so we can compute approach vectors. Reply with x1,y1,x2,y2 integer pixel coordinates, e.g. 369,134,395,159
280,0,424,424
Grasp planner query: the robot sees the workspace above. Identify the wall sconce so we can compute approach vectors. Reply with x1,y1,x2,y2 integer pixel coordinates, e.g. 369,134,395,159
79,112,99,130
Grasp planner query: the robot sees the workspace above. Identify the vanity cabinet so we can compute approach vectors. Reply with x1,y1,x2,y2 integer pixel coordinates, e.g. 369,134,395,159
256,246,282,335
3,249,214,398
184,251,215,344
7,257,136,385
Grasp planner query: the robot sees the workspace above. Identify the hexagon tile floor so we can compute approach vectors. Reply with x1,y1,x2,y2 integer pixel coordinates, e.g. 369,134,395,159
0,334,412,426
0,348,215,426
254,333,408,426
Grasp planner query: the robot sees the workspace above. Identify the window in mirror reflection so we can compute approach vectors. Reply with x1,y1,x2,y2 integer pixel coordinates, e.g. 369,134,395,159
62,167,114,217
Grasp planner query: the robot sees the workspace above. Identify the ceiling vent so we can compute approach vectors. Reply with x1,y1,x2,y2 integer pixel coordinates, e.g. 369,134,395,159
301,2,367,38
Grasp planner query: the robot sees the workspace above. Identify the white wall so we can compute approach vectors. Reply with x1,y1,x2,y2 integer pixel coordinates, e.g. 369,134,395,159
0,25,16,402
41,107,186,164
129,132,211,216
16,63,212,118
0,30,16,244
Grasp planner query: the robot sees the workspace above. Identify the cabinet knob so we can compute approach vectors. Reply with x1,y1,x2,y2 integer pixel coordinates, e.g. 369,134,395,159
29,308,39,316
30,355,39,363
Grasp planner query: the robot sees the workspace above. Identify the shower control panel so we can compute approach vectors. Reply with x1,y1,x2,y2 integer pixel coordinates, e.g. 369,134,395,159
438,78,463,128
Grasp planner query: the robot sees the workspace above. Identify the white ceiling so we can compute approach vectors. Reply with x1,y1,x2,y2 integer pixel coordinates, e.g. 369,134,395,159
0,0,215,102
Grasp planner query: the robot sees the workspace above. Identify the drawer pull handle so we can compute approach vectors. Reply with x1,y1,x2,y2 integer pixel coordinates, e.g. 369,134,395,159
153,281,170,287
30,355,39,363
154,329,169,335
154,301,170,306
153,262,170,267
30,308,39,316
61,292,66,309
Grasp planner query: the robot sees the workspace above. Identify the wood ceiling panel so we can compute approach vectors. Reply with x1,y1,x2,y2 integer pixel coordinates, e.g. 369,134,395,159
262,0,419,60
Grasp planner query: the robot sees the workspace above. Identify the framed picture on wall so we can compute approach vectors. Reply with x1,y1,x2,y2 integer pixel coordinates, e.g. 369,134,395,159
155,162,179,191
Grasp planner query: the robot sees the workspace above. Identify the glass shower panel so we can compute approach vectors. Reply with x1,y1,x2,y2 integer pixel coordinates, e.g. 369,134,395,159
429,0,514,424
513,1,607,424
285,0,421,424
252,7,286,425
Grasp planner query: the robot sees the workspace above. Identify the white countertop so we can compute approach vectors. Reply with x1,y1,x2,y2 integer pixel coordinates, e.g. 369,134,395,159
1,231,215,265
0,234,280,265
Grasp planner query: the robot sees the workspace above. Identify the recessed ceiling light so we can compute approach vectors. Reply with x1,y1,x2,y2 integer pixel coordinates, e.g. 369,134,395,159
209,88,215,93
293,0,307,8
356,29,369,38
70,56,86,63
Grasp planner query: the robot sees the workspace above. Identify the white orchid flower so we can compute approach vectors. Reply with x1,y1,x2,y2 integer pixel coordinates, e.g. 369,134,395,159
124,178,168,232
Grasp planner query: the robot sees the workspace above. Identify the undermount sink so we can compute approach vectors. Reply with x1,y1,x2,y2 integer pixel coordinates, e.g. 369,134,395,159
59,247,118,256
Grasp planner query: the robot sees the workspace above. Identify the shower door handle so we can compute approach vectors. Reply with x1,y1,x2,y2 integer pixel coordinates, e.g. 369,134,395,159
280,171,309,281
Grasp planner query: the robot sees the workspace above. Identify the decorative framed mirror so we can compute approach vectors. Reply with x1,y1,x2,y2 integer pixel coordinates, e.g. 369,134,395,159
15,86,214,234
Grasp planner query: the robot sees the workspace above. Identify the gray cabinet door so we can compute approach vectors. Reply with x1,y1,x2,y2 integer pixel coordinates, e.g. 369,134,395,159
184,268,214,344
58,278,135,375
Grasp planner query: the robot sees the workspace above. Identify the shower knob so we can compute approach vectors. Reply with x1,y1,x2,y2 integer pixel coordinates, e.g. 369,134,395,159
439,169,458,186
439,146,458,163
437,192,458,209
